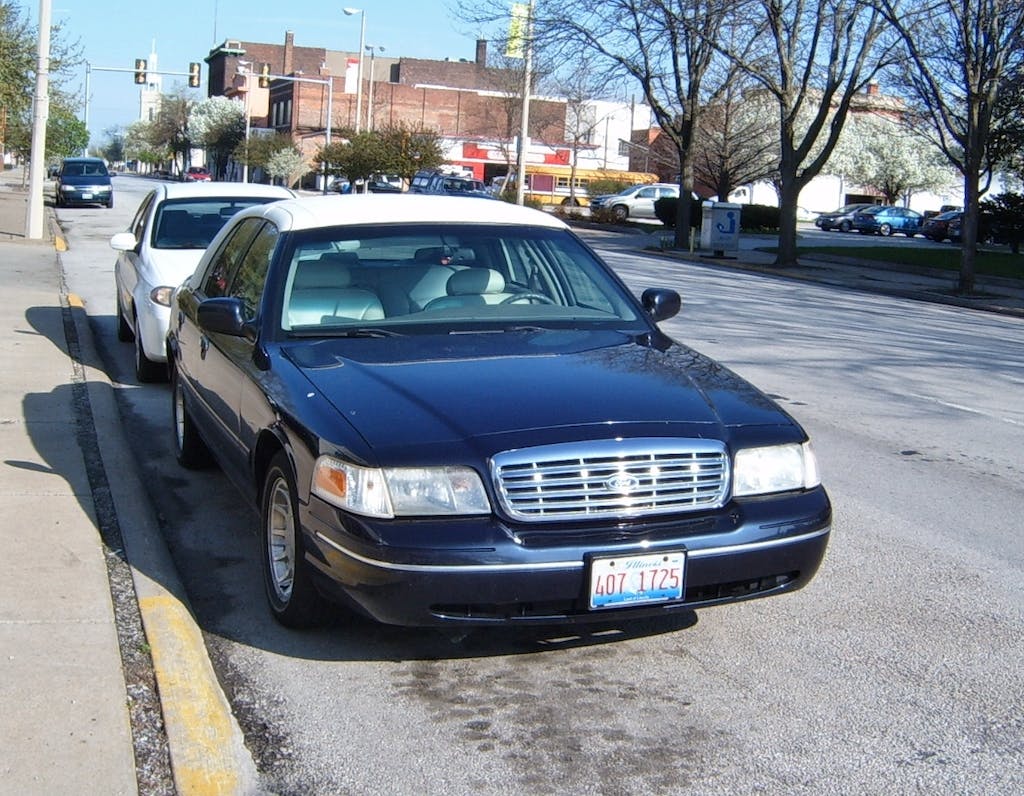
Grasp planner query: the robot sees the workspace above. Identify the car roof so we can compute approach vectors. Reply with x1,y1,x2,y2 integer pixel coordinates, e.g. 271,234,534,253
62,156,105,163
155,182,296,201
229,194,571,233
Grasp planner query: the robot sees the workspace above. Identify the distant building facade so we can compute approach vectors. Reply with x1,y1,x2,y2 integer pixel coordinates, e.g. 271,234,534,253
204,32,651,187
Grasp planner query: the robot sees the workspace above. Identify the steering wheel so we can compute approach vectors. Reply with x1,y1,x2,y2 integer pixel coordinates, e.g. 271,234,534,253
499,292,555,305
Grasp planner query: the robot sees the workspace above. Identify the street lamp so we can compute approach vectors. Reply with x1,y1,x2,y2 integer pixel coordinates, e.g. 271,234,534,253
343,7,366,133
237,59,254,183
365,44,385,134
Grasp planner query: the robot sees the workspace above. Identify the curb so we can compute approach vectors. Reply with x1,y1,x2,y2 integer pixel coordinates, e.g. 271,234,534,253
52,207,261,795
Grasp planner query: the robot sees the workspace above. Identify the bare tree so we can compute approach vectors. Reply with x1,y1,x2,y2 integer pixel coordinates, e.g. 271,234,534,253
693,72,778,201
536,0,733,246
554,53,615,205
712,0,898,266
879,0,1024,292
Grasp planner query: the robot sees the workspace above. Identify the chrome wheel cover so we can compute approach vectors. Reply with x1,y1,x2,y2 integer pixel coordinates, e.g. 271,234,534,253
266,476,296,602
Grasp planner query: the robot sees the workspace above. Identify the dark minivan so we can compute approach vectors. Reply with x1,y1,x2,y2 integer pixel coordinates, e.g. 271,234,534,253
55,157,113,208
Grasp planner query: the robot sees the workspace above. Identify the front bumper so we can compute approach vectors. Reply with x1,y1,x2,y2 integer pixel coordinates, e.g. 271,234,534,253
302,487,831,626
59,185,112,205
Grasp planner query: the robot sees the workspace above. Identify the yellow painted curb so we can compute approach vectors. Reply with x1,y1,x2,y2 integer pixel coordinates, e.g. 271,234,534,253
67,293,84,308
55,235,67,252
138,593,246,795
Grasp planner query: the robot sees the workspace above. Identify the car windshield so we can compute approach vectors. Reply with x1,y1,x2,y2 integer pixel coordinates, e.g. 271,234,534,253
62,161,108,177
153,198,279,249
277,223,642,334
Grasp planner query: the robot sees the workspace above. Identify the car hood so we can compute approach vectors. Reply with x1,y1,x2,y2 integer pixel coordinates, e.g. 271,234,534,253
141,248,205,286
280,329,795,462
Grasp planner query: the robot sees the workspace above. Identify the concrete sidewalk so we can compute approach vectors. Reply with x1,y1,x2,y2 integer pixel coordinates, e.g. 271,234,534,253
0,169,258,795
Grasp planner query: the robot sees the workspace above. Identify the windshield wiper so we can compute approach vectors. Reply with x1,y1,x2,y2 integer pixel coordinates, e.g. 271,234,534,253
290,327,402,338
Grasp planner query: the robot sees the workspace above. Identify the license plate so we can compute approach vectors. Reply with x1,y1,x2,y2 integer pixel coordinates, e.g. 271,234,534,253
588,550,686,609
81,193,93,199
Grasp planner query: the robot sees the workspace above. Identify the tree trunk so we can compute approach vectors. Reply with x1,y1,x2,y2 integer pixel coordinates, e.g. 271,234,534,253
775,176,801,267
958,163,980,294
673,144,694,249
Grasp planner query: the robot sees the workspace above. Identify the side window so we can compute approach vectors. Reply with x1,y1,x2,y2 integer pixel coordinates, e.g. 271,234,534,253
200,218,264,298
638,187,657,199
131,192,155,242
226,223,279,319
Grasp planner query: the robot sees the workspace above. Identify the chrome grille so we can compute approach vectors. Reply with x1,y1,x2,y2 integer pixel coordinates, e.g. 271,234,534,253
491,438,729,522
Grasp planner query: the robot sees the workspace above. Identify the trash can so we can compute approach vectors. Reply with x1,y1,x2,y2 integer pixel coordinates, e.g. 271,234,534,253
700,201,742,256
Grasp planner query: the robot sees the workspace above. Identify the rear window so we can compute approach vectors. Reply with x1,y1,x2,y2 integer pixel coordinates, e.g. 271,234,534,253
151,198,278,249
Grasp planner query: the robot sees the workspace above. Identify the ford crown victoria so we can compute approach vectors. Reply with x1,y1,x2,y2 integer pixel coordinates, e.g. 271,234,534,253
167,195,831,628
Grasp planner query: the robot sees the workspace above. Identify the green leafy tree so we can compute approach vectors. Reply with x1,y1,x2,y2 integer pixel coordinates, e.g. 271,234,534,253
980,192,1024,254
234,131,296,176
150,90,195,174
1,1,82,161
99,126,125,165
315,124,445,187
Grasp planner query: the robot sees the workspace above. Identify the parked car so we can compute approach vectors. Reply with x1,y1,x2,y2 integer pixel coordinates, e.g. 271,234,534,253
814,203,876,232
921,210,961,242
166,194,831,629
589,183,679,221
366,178,402,194
55,157,113,208
409,169,492,198
946,212,1002,245
184,167,212,182
110,181,295,382
851,205,923,236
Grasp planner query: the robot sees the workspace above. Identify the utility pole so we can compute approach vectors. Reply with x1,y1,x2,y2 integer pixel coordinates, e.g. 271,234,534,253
26,0,52,240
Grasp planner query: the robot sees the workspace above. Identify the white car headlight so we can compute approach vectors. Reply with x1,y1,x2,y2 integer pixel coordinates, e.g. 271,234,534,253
312,456,491,518
732,442,820,497
150,286,175,307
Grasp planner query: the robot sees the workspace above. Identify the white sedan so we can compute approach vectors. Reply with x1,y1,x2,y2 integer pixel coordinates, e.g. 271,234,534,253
111,181,295,381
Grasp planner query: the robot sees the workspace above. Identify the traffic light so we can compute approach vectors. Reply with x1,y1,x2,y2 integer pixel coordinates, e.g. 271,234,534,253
134,59,147,84
188,62,201,88
258,62,271,89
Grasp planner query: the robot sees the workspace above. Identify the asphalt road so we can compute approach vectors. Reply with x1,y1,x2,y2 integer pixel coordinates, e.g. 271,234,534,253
60,176,1024,795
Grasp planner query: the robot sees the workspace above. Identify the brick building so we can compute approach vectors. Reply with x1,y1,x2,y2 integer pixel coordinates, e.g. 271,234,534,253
205,32,646,185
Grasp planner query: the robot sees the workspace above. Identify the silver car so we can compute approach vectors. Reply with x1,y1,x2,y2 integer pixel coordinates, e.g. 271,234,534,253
589,183,680,221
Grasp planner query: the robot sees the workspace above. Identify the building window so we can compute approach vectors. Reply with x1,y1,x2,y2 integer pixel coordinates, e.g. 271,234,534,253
618,140,630,157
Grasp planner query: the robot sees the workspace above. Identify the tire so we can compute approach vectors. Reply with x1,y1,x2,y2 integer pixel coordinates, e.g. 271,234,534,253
613,205,629,221
170,364,212,469
839,220,852,232
115,290,134,342
133,316,166,383
879,223,893,236
106,197,114,209
261,452,329,628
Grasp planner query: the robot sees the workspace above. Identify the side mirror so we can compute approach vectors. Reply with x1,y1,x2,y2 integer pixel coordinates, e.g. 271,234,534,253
197,297,255,340
109,231,138,252
641,288,681,323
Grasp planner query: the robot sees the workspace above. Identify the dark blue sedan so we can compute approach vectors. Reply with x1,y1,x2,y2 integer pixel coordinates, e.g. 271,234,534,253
851,205,924,236
167,195,831,628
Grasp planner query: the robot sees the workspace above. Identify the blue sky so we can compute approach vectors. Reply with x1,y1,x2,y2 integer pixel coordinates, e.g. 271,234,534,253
40,1,489,145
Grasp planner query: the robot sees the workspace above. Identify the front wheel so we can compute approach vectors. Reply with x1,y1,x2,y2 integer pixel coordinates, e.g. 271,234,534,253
171,364,212,469
613,205,629,221
839,220,852,232
879,223,893,236
261,452,330,628
115,290,133,342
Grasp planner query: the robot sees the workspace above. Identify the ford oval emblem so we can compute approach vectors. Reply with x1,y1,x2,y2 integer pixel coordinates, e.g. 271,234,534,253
605,474,640,494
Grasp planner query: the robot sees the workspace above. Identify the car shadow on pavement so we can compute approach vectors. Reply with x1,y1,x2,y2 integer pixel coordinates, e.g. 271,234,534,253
22,302,702,665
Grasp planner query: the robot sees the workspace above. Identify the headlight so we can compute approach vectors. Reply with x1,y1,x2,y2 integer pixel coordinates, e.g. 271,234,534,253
312,456,491,518
150,286,175,306
733,442,820,497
